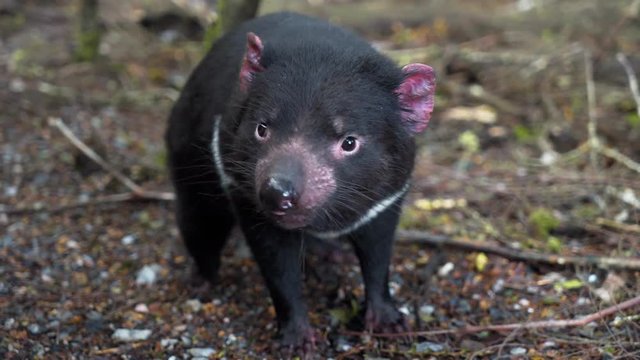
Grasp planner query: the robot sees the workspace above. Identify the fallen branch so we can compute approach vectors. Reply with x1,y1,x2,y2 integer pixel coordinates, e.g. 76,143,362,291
395,230,640,270
48,117,174,201
2,192,170,216
2,118,175,216
345,294,640,338
616,52,640,119
584,50,599,168
554,51,640,174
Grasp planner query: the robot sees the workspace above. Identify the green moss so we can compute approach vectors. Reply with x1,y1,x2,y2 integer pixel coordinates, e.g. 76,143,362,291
626,113,640,128
529,207,559,237
571,203,600,221
546,236,563,253
513,124,537,144
73,29,101,62
458,130,479,153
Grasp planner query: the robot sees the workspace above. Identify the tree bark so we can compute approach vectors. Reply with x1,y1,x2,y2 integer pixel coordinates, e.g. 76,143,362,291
204,0,261,50
74,0,101,62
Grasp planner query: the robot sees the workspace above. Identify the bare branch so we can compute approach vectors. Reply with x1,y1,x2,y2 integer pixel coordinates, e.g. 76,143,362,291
396,230,640,270
47,117,175,201
344,295,640,338
616,52,640,119
584,50,599,167
2,192,173,216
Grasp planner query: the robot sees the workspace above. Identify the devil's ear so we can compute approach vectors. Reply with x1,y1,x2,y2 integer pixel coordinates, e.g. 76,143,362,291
239,32,265,92
395,64,436,134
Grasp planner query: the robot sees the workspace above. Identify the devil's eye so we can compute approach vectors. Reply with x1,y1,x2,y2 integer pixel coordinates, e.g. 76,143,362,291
341,136,358,152
255,123,269,139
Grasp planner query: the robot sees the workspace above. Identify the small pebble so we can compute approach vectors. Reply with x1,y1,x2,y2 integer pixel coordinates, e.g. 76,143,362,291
492,278,505,293
4,318,15,329
135,303,149,313
576,297,590,306
437,262,454,277
181,334,192,346
419,305,435,315
335,337,352,352
541,340,557,348
112,328,152,342
185,299,202,312
121,234,136,245
225,334,237,345
28,323,42,335
398,304,410,316
4,185,17,197
510,347,527,355
415,341,445,353
161,338,179,350
9,78,25,92
188,348,216,357
136,264,162,285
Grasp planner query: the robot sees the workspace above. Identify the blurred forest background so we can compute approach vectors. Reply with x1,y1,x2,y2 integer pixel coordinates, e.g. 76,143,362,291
1,0,639,358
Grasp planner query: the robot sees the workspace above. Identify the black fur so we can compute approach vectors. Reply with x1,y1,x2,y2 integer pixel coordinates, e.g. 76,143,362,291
166,12,418,351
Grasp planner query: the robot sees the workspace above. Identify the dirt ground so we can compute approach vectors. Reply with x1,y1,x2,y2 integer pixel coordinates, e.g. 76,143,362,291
1,0,639,358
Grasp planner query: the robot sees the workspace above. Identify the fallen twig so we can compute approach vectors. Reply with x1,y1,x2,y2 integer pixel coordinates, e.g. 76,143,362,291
555,51,640,174
2,192,169,216
2,118,175,216
344,294,640,338
616,52,640,119
395,230,640,270
584,50,599,168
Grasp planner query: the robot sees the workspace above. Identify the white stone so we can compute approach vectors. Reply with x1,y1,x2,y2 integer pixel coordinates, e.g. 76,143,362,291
112,328,152,342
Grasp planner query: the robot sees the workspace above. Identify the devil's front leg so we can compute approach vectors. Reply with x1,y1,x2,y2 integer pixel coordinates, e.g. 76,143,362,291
239,216,316,353
349,204,408,333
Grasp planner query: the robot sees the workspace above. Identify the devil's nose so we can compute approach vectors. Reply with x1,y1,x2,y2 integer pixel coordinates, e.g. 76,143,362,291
259,177,298,213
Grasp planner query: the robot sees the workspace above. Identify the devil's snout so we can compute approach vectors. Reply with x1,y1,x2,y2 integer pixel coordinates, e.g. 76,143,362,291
259,176,298,214
258,156,304,215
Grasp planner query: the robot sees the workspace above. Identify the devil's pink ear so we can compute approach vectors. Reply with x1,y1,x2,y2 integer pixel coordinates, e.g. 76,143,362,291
239,32,265,92
395,64,436,134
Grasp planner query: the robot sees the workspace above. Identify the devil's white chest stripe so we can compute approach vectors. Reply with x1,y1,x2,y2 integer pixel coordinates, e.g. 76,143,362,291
211,114,410,239
305,181,409,240
212,115,235,190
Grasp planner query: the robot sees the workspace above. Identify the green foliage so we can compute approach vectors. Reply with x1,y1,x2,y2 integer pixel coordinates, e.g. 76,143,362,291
74,30,101,62
554,278,583,291
0,12,26,34
626,113,640,128
546,236,563,253
328,299,359,325
458,130,480,153
571,203,600,221
528,207,559,237
513,124,537,144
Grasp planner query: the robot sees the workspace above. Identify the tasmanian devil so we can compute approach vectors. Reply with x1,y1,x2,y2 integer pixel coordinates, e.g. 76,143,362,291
166,12,436,352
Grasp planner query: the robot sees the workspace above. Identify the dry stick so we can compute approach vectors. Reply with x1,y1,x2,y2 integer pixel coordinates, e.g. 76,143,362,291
345,295,640,338
4,193,150,216
584,50,599,168
48,117,174,201
395,230,640,270
2,119,176,215
558,51,640,174
616,52,640,119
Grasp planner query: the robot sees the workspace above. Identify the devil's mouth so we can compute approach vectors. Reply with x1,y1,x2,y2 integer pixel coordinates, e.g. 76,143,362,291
270,211,311,230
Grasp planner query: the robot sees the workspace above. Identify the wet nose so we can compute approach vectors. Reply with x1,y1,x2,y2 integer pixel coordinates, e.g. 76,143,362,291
259,177,298,213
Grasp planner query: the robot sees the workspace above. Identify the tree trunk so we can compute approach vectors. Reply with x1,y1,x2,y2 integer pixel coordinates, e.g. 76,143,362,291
73,0,101,62
204,0,261,50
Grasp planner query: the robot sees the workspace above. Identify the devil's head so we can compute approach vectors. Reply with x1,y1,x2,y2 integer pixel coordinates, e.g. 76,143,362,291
227,33,436,232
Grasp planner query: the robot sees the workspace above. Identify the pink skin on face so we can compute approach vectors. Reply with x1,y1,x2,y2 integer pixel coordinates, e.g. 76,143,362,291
255,138,337,229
